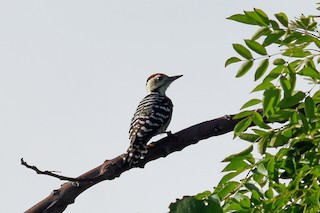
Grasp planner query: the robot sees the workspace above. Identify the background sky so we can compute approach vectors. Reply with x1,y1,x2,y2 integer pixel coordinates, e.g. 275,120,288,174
1,1,318,212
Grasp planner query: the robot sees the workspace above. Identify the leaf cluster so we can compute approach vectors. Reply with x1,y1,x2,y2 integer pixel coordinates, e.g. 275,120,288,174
170,7,320,213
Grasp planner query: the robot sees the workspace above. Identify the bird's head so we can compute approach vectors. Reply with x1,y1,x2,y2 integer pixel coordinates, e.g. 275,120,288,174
146,73,183,95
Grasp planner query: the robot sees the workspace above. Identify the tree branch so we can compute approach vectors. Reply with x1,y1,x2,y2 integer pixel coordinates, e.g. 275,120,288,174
24,113,240,213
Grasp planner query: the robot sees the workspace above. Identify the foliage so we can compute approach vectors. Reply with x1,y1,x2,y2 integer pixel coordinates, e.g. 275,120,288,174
170,6,320,213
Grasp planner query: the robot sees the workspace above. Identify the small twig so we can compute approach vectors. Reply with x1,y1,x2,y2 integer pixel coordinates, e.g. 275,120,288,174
20,158,100,182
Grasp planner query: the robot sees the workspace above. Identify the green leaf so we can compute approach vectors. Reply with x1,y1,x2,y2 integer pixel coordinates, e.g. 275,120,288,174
278,91,305,108
296,34,314,44
305,58,316,69
234,117,252,137
169,196,223,213
273,58,286,65
263,87,281,117
309,21,318,31
288,59,303,72
194,191,211,200
288,71,296,92
298,67,320,79
254,59,269,81
225,57,242,67
313,37,320,49
244,39,268,55
265,188,274,199
263,65,286,82
224,202,245,211
252,112,271,129
217,181,240,199
300,15,310,28
233,43,253,59
219,170,246,186
252,81,274,92
227,14,259,25
222,158,249,172
254,8,270,25
256,163,268,176
244,181,264,197
282,127,293,138
312,90,320,103
280,75,293,97
311,165,320,177
258,136,268,154
252,172,264,185
253,128,268,136
267,156,278,182
262,30,285,46
269,133,289,147
236,60,254,78
252,27,271,40
240,99,261,110
233,110,254,119
274,12,289,27
251,190,261,205
290,111,299,124
305,96,315,119
240,196,251,209
306,190,320,207
239,133,260,142
273,183,286,194
244,11,268,26
270,20,280,30
222,145,254,162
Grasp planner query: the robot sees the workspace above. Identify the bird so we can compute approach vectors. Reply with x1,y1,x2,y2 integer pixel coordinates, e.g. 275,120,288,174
124,73,182,166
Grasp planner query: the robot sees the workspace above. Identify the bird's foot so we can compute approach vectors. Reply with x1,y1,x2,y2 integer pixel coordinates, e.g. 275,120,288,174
165,131,177,140
165,131,172,136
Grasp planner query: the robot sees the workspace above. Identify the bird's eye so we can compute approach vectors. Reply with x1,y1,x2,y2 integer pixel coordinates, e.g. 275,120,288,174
157,76,163,81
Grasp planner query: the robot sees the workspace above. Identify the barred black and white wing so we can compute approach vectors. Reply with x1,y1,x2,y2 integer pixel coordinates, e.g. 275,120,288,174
124,92,173,165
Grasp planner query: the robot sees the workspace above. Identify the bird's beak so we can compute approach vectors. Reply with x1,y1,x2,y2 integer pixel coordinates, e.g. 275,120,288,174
168,75,183,82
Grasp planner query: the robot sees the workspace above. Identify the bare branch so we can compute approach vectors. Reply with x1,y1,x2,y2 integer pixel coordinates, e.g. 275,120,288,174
24,113,240,213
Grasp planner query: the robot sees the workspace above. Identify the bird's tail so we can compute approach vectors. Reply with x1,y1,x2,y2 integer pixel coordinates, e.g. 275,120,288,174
123,144,148,166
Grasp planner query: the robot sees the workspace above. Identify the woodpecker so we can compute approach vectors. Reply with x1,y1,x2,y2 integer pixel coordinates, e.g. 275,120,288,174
124,73,182,165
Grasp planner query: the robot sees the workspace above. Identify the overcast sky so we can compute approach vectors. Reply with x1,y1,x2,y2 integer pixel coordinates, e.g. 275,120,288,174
1,1,318,212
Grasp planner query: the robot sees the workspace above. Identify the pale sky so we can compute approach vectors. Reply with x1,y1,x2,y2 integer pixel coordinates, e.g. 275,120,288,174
1,1,318,212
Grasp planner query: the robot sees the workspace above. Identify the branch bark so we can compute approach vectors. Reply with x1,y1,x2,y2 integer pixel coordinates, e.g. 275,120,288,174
24,113,240,213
